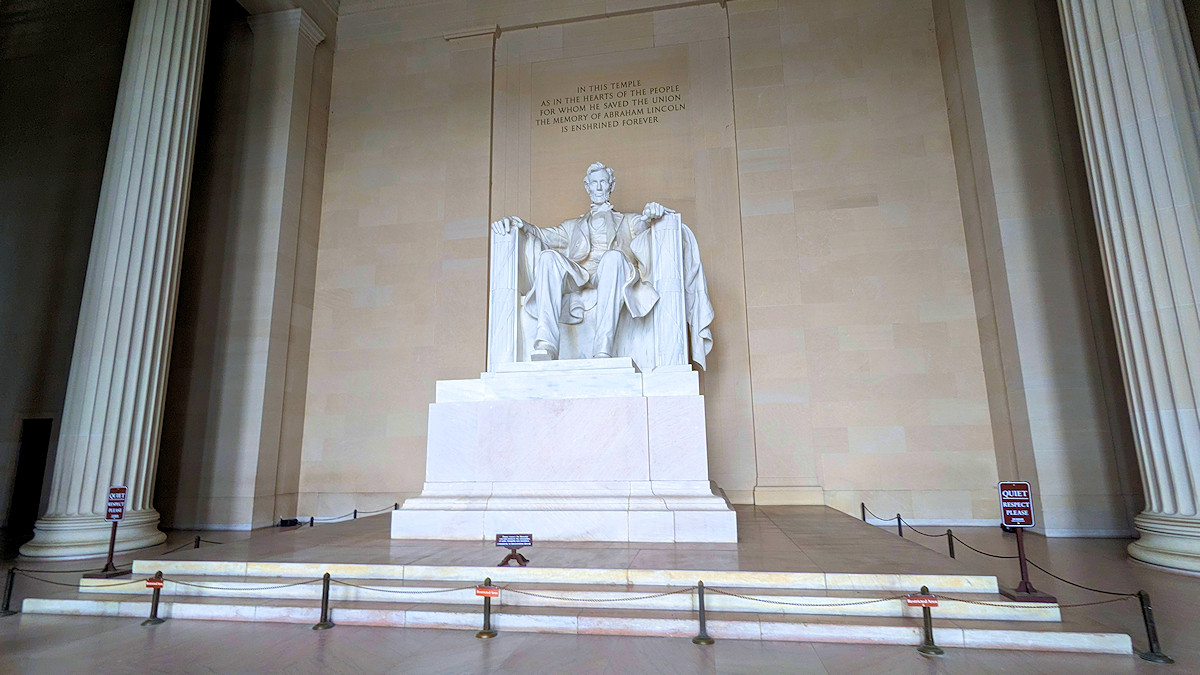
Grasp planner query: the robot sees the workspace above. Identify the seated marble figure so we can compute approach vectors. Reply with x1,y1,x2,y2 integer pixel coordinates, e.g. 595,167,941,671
488,162,714,371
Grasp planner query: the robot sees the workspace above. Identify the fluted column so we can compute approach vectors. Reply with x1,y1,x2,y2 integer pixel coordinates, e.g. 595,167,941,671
1058,0,1200,571
20,0,210,558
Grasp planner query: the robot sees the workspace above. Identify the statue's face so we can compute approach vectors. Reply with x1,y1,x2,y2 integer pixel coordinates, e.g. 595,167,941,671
584,169,613,204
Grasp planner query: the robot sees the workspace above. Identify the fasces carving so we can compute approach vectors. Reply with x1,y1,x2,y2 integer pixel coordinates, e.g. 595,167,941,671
488,163,713,371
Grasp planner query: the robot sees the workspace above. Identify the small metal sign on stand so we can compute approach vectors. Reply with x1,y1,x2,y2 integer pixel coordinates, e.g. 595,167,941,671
907,586,944,656
496,534,532,567
85,486,130,579
996,481,1056,603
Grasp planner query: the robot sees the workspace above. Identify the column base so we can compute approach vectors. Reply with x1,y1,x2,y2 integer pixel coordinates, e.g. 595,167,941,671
18,509,167,560
1127,512,1200,573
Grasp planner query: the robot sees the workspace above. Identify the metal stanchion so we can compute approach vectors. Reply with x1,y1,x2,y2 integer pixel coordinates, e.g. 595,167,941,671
916,586,943,657
1136,590,1173,664
1,567,17,617
860,503,867,522
476,577,497,639
193,535,201,549
142,571,166,626
692,581,714,645
946,529,955,559
309,516,314,527
896,514,904,538
312,573,335,630
393,503,399,510
353,509,358,519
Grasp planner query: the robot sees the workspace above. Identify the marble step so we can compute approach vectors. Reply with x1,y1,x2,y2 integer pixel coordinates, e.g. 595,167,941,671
18,595,1131,655
78,576,1058,622
126,559,999,593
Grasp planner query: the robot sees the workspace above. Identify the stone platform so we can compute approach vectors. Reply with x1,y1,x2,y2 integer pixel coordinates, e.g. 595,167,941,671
391,358,737,543
14,507,1134,655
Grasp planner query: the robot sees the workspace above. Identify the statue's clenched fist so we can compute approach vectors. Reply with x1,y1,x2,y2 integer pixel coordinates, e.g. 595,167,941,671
642,202,674,222
491,216,526,235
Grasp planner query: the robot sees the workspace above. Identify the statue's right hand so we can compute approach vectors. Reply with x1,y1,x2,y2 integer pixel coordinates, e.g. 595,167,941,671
490,217,524,235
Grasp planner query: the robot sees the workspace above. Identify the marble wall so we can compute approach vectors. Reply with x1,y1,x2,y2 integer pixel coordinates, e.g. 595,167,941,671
0,0,133,527
157,3,336,530
933,0,1140,535
726,0,1000,519
0,0,1149,533
303,0,1029,523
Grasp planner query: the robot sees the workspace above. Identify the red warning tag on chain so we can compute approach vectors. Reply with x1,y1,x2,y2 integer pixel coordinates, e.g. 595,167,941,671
146,578,164,589
905,594,938,607
475,586,499,597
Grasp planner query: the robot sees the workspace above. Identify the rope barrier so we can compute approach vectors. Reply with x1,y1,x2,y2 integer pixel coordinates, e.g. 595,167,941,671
330,579,478,595
498,585,696,603
197,539,224,545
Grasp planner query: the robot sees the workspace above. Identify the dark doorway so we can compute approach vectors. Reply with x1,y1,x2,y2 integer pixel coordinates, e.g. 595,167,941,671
2,418,53,558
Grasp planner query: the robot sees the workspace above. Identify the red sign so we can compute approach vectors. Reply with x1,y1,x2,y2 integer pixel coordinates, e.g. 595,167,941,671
998,481,1035,528
475,586,500,598
105,486,128,522
146,578,164,589
905,594,938,608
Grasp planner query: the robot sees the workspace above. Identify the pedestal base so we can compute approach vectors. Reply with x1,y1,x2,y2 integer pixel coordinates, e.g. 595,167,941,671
392,358,738,543
18,509,167,560
392,491,738,543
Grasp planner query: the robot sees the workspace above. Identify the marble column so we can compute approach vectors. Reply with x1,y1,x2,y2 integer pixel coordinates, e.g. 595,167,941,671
1057,0,1200,571
20,0,210,558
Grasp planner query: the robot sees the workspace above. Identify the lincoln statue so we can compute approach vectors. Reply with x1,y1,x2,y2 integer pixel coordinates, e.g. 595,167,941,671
490,162,674,361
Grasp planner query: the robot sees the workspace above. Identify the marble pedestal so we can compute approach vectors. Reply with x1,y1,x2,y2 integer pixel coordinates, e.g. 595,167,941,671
391,358,737,542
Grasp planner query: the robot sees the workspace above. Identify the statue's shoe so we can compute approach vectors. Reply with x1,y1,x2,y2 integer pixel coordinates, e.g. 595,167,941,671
531,340,558,361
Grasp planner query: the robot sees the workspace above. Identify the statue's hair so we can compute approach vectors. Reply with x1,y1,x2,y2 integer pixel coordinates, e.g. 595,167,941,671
584,162,615,190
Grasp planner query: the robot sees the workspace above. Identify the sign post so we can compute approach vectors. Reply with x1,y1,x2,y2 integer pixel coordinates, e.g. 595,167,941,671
996,481,1055,603
84,486,130,579
495,533,532,567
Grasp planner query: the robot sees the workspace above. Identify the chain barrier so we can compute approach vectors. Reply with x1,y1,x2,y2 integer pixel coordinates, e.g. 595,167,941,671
862,504,887,521
1023,559,1135,597
706,587,909,608
158,542,196,556
13,571,146,589
167,577,323,592
330,579,479,595
865,502,1143,595
944,533,1018,559
8,565,105,575
898,518,949,538
937,593,1134,610
283,502,401,526
498,585,696,603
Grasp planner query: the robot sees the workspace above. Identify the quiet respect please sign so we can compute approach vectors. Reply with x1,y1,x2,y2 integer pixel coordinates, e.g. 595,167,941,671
998,481,1034,528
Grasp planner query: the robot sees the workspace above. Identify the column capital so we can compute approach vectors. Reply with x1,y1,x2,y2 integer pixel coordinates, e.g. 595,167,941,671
248,8,325,49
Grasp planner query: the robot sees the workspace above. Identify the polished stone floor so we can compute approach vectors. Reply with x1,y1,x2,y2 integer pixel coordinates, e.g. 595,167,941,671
2,506,1198,673
118,505,973,576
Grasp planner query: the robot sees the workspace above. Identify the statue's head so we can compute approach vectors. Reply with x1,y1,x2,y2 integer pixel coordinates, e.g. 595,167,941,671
584,162,614,205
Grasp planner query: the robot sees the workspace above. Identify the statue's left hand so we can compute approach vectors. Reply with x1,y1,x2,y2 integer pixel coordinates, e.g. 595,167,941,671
642,202,674,222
